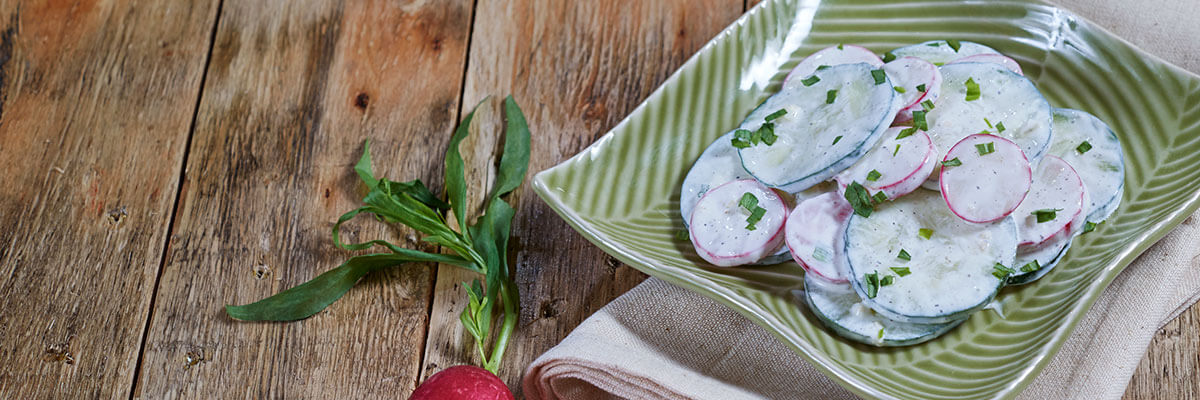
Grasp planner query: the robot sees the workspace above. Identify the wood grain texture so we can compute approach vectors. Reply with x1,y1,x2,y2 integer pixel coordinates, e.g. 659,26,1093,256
1126,308,1200,400
132,0,473,397
418,0,745,393
0,0,216,398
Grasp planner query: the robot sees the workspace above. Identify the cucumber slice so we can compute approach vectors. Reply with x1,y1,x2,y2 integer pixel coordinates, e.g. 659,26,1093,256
845,189,1017,324
890,40,999,65
804,275,964,346
948,54,1023,75
738,63,896,193
1009,184,1090,285
922,62,1053,188
1048,108,1125,223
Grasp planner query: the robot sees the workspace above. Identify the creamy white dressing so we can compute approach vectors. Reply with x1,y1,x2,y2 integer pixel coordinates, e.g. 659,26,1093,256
784,44,884,87
1047,109,1125,223
837,127,936,200
689,179,787,266
739,63,896,192
845,189,1017,324
939,134,1031,223
805,274,962,346
948,53,1023,75
924,63,1053,188
890,40,999,65
883,56,942,123
786,192,853,282
1011,155,1086,246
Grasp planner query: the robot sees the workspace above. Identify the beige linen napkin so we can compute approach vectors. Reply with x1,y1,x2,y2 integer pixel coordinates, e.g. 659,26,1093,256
524,1,1200,398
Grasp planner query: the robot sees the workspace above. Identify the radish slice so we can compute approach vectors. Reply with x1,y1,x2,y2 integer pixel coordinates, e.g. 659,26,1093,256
786,192,853,283
948,54,1023,75
939,134,1032,223
1010,188,1090,285
1011,156,1086,246
836,127,937,200
884,57,942,124
689,179,788,267
889,40,999,65
784,44,884,87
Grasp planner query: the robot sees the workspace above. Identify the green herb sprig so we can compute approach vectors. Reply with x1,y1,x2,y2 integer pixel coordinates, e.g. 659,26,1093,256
225,97,532,375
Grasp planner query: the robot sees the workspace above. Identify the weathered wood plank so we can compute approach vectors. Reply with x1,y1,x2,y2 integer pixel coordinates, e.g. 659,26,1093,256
1126,307,1200,400
133,0,473,397
419,0,744,394
0,0,217,398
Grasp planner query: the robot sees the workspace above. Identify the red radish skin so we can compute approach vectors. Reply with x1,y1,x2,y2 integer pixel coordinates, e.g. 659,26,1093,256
836,127,937,200
689,179,788,267
785,192,853,283
1013,156,1088,247
939,134,1032,223
410,366,515,400
783,44,884,87
949,54,1024,75
884,57,942,124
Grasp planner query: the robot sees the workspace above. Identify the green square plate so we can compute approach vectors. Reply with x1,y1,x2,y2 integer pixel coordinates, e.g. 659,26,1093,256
532,0,1200,398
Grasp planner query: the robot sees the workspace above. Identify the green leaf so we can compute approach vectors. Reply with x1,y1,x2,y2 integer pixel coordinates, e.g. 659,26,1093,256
446,99,487,236
492,96,532,202
225,251,467,321
355,140,379,189
384,179,450,212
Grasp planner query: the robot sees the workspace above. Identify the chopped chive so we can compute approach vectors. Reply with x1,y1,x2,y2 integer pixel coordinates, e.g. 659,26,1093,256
871,69,887,85
912,110,928,131
896,127,918,140
1020,260,1041,273
1083,221,1098,233
866,169,882,181
916,83,927,92
934,62,945,67
941,157,962,167
764,109,788,122
880,275,895,286
844,181,875,217
825,89,838,104
976,142,995,155
739,192,759,210
926,42,941,47
894,86,907,93
801,75,821,86
731,129,753,148
891,266,911,276
993,263,1015,279
1077,141,1092,154
864,272,879,298
746,206,767,230
918,228,933,239
893,144,901,157
965,77,981,101
995,121,1006,133
812,247,832,263
838,43,844,50
947,39,962,52
872,191,888,204
877,327,885,339
921,99,935,112
758,123,778,145
984,117,993,128
816,64,831,71
883,52,897,63
897,249,911,261
832,135,843,145
1033,208,1061,223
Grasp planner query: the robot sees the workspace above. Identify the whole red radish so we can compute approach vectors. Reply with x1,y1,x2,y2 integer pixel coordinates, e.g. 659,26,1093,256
410,365,514,400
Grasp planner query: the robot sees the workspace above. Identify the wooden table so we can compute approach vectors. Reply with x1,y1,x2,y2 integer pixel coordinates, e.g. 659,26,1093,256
0,0,1195,398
